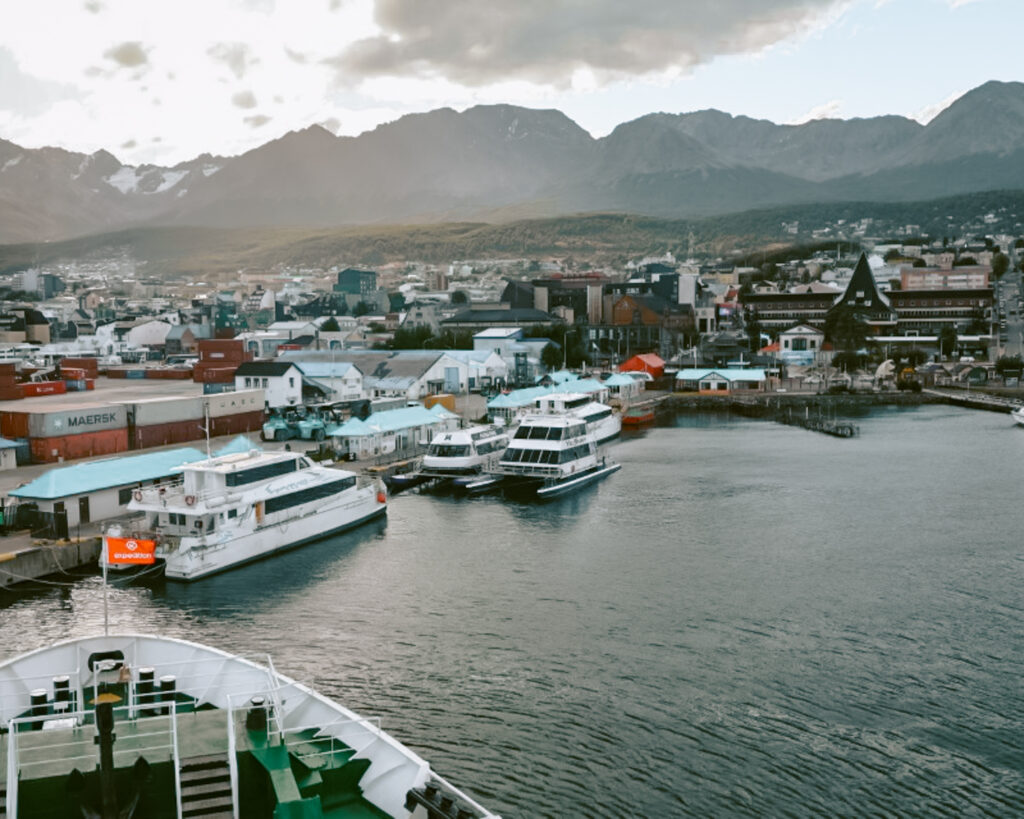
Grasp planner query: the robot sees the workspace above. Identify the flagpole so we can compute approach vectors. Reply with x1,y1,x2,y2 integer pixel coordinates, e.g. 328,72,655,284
102,536,109,637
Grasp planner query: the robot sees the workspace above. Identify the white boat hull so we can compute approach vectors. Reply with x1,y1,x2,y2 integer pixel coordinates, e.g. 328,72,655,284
161,487,385,581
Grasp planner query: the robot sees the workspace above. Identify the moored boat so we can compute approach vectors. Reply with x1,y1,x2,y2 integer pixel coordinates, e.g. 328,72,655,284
491,408,620,499
121,448,387,581
415,425,511,492
0,633,499,818
1012,406,1024,427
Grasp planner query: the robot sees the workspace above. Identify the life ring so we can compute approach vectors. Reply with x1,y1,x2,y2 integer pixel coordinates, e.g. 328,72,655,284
185,495,196,506
132,489,143,501
376,491,386,504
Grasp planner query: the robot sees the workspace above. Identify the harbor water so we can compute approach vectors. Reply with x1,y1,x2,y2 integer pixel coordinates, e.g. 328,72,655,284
2,404,1023,816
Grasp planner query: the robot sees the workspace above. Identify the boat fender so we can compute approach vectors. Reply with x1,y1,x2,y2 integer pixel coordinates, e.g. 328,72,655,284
132,489,143,501
376,491,386,504
195,519,203,529
185,495,196,506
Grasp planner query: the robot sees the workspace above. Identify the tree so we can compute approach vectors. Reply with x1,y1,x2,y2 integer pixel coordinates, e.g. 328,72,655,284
541,342,563,370
995,354,1023,376
320,316,340,332
450,290,469,306
938,325,958,360
352,301,371,317
991,251,1010,280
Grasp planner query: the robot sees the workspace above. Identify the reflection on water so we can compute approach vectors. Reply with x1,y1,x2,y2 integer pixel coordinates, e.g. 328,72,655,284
2,404,1023,816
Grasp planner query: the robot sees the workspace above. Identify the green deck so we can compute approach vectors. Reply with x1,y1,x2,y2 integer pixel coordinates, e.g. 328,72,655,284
4,699,391,818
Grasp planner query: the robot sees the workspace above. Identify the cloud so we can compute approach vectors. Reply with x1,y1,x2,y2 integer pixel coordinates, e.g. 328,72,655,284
208,42,257,79
83,1,103,12
329,0,848,87
104,41,148,69
231,90,258,109
788,98,843,124
244,114,271,128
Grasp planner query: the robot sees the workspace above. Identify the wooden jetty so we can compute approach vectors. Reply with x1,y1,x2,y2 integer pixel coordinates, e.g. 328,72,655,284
729,397,860,438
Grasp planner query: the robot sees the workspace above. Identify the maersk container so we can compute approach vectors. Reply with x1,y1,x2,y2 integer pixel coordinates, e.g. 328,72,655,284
29,428,129,463
123,396,204,426
204,389,264,418
27,403,127,439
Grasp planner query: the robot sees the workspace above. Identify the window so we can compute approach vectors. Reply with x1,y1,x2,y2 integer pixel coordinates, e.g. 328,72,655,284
262,378,269,388
169,512,186,526
265,476,356,514
429,444,471,457
119,488,134,505
289,377,295,387
245,377,253,388
226,459,297,487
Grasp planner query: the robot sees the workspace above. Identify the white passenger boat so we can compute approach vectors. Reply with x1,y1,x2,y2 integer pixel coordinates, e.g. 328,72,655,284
491,408,620,499
0,633,499,818
417,425,510,491
123,448,386,581
1012,405,1024,427
517,392,620,445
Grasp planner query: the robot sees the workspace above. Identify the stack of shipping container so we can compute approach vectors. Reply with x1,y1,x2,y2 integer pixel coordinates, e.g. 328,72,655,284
0,403,130,463
193,340,253,393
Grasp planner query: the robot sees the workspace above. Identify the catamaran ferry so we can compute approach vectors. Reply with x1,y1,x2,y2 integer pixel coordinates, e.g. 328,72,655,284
125,448,386,581
491,402,620,499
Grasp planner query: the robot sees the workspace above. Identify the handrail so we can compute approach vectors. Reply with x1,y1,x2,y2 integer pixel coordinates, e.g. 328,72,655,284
170,702,183,819
6,718,18,818
226,699,240,819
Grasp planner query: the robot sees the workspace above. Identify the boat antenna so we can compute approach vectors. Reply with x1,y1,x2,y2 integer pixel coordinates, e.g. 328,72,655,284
202,400,212,458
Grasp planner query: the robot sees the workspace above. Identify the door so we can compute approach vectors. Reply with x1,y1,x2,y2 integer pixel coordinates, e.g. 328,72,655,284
444,367,459,393
78,496,91,524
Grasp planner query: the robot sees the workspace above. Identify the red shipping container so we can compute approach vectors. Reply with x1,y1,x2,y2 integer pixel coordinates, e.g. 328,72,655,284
1,411,29,437
61,368,88,380
0,374,18,387
145,369,192,380
0,387,24,402
107,369,127,378
30,428,129,463
198,339,246,362
209,410,265,437
132,419,206,449
85,379,96,390
22,381,67,397
0,362,16,375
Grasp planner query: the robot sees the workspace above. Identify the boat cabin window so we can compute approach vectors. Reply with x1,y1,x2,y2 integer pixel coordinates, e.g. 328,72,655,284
429,444,472,457
264,476,357,514
226,459,298,487
168,512,187,526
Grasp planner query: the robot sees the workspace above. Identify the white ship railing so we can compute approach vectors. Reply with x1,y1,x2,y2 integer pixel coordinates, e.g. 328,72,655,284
5,703,180,816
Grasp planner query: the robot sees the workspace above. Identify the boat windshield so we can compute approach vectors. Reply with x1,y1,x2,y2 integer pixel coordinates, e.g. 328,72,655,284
429,444,472,457
514,426,563,441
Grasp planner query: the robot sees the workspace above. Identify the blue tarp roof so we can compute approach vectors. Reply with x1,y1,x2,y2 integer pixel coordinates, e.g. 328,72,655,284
488,385,554,409
0,437,19,449
215,436,260,456
604,373,637,387
326,405,452,437
10,447,207,500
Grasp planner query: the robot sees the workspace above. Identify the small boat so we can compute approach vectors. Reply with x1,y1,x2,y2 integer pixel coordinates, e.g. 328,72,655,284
523,392,621,445
120,448,387,581
1012,406,1024,427
0,633,498,818
621,406,656,426
416,425,511,491
491,408,620,499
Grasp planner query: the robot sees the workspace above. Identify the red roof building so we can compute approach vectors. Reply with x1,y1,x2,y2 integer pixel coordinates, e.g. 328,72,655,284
620,353,665,378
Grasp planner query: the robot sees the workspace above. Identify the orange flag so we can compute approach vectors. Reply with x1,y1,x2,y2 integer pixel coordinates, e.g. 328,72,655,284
105,536,157,565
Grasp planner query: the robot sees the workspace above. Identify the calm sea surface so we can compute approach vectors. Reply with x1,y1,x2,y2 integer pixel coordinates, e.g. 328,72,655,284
2,404,1023,816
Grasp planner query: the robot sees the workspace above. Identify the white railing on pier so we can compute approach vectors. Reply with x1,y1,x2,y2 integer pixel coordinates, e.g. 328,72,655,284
6,719,18,818
170,703,183,819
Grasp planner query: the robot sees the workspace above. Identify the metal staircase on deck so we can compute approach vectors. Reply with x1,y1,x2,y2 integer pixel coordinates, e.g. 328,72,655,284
178,753,233,818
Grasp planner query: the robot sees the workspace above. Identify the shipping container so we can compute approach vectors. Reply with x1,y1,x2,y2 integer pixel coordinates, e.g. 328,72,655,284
209,410,265,437
121,396,204,426
0,387,24,402
29,428,129,463
198,339,247,362
0,362,16,375
125,369,147,379
64,380,87,392
203,389,264,418
107,369,127,379
60,357,99,372
423,393,457,412
12,438,30,465
22,381,67,397
145,368,192,380
132,419,206,449
0,374,18,387
86,379,96,390
193,366,238,383
61,368,88,380
27,403,127,438
1,411,29,438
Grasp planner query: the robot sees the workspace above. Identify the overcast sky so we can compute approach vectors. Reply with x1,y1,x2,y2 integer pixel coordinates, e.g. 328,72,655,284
1,0,1019,166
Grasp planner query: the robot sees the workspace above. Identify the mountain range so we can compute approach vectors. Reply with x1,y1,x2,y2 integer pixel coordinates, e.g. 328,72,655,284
2,80,1023,245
